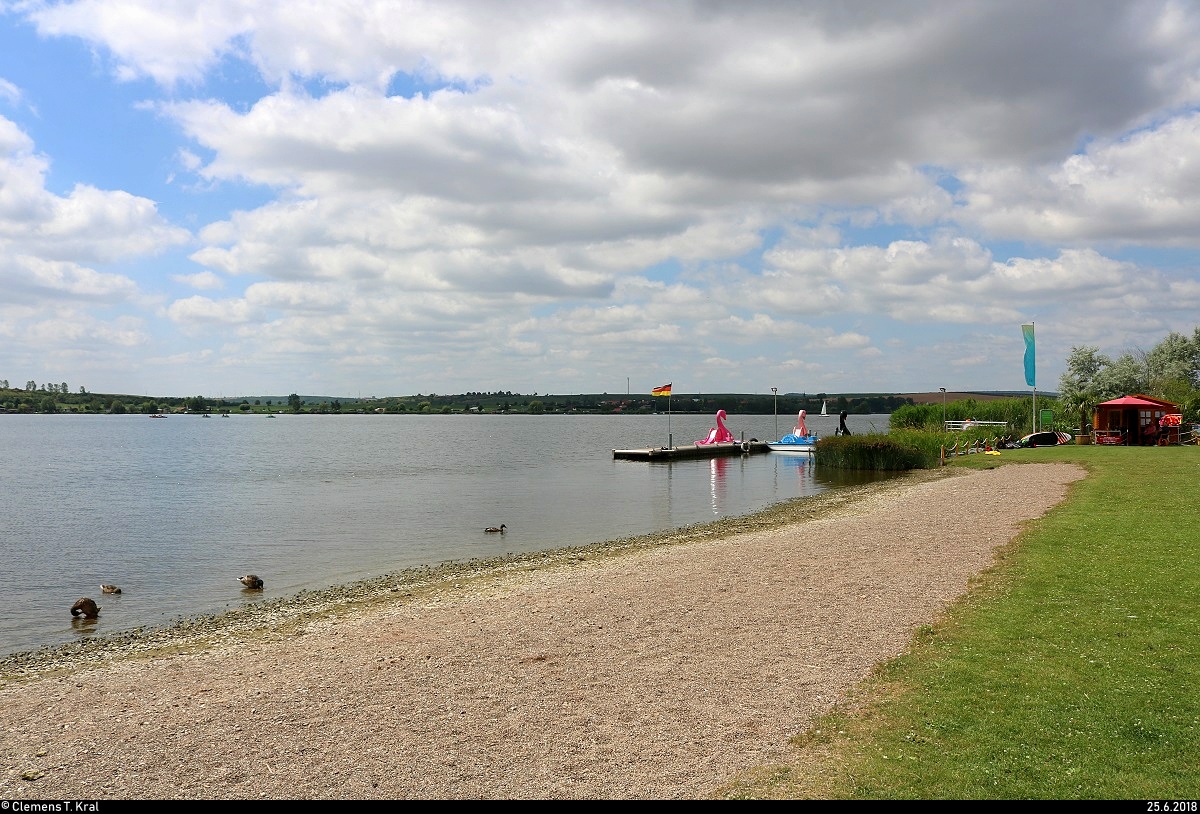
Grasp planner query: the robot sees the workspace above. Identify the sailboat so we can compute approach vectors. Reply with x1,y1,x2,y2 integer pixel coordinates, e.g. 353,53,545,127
820,400,828,416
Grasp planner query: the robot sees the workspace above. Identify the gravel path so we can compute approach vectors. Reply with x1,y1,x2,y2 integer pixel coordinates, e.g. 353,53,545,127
0,462,1086,800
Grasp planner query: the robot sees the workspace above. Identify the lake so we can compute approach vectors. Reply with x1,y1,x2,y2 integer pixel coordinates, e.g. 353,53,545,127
0,410,891,657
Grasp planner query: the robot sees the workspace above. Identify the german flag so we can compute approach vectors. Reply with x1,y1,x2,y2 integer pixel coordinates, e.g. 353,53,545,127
652,383,672,397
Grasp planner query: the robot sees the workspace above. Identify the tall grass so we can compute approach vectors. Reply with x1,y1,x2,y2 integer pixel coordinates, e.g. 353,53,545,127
828,397,1063,473
721,445,1200,799
815,433,930,470
891,397,1060,435
821,429,1014,471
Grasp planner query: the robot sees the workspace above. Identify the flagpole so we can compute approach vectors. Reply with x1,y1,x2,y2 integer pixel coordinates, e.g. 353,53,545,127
653,383,674,447
1023,322,1037,433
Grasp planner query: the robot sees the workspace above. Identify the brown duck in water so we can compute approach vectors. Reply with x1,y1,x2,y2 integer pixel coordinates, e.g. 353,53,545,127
70,597,101,618
238,574,264,590
100,583,122,594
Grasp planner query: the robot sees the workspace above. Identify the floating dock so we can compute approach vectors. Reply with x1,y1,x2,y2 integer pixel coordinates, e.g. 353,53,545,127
612,440,771,461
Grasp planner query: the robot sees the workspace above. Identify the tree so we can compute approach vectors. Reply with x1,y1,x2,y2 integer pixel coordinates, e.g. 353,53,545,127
287,393,302,411
1057,346,1112,419
1144,330,1200,391
1098,353,1147,396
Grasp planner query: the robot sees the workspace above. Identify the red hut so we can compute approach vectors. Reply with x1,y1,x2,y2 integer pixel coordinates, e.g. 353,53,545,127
1092,394,1180,446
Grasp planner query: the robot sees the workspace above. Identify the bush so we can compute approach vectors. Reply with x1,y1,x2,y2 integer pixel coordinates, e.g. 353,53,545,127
816,432,931,470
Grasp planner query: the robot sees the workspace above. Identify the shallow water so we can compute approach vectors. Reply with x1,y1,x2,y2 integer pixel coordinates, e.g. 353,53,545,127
0,411,890,656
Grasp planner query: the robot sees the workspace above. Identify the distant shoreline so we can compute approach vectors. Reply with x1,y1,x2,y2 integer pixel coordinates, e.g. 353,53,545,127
0,390,1039,417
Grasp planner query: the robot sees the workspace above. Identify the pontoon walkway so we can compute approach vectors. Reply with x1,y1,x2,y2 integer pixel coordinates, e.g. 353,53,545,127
612,441,771,461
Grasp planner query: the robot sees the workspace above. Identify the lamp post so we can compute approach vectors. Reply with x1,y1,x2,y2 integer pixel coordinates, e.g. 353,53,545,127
771,387,779,439
939,387,946,429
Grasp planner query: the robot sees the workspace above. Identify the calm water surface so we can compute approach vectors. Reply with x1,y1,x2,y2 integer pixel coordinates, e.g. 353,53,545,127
0,411,891,657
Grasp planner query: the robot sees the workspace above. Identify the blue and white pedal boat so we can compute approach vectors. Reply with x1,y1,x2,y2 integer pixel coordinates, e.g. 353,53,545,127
767,434,818,454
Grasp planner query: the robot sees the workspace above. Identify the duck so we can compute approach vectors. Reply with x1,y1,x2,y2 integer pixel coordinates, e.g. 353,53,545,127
484,524,507,533
100,583,122,594
70,597,101,618
238,574,264,590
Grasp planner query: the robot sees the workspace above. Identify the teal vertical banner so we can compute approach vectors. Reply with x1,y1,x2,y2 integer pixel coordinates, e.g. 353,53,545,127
1022,323,1036,387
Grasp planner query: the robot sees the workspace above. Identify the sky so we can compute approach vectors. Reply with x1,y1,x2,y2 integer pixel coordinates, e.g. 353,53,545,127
2,0,1199,400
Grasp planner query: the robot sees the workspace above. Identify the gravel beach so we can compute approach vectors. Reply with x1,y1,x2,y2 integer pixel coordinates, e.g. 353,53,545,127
0,462,1086,800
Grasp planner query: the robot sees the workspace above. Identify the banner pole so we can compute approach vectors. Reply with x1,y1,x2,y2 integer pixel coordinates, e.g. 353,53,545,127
1022,321,1037,433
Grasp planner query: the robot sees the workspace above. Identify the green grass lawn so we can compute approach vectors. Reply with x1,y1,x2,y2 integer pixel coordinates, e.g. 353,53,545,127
721,444,1200,800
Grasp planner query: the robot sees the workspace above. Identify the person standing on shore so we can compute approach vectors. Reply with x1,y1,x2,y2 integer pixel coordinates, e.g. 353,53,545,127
838,410,851,436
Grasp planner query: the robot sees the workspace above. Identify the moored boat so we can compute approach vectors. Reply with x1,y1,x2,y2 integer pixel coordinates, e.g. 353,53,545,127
768,409,817,453
767,435,817,454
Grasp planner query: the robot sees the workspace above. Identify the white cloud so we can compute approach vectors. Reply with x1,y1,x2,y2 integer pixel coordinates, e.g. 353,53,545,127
0,253,141,304
172,270,224,290
0,78,21,107
959,113,1200,247
29,0,256,87
166,294,263,328
0,116,191,263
